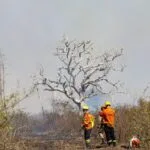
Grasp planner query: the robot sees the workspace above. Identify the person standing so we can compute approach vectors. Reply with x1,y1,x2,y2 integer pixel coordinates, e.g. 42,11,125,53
81,105,95,148
98,105,106,145
100,101,116,147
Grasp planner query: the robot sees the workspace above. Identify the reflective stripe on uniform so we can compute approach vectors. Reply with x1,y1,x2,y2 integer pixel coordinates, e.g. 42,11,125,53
85,139,90,143
108,140,112,143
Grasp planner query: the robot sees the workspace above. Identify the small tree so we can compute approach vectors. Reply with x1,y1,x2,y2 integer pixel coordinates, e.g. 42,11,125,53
35,38,124,109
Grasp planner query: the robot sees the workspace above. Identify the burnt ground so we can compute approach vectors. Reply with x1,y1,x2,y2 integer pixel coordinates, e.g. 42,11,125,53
0,137,146,150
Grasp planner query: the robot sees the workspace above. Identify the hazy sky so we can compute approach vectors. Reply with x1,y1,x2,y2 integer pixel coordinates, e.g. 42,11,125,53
0,0,150,113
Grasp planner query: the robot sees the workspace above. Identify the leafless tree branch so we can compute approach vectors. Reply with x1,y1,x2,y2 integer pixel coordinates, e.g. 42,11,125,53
35,38,124,109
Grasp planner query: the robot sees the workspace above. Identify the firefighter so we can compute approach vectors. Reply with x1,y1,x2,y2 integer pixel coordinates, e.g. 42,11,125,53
100,101,116,147
98,105,106,145
129,135,140,148
81,105,95,148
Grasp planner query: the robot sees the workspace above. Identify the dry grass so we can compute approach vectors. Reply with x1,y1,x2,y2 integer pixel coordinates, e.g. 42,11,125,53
1,99,150,149
0,137,147,150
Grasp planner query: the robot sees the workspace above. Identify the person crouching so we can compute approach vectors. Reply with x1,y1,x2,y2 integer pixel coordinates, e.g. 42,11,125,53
129,135,140,148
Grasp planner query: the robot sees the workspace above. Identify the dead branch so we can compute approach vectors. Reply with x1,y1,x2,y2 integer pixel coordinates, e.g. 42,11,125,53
35,38,124,108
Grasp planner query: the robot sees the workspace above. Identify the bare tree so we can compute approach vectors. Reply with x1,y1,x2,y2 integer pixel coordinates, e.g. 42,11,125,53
35,38,124,108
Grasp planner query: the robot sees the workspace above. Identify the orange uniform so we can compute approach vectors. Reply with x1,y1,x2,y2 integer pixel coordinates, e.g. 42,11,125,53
100,107,115,127
82,112,94,129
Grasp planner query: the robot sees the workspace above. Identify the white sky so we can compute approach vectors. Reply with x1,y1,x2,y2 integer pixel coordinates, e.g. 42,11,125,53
0,0,150,113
